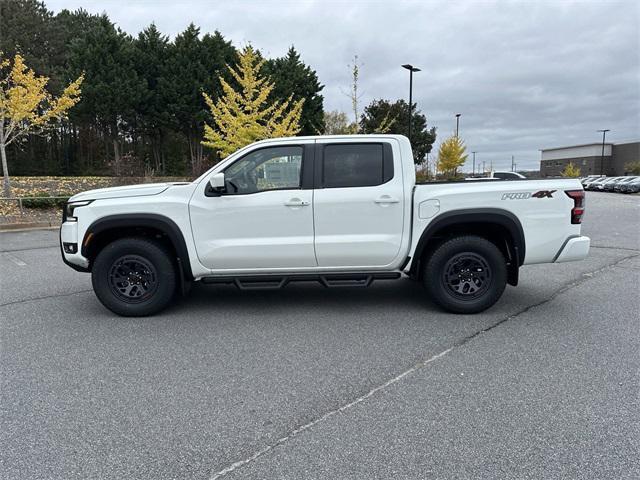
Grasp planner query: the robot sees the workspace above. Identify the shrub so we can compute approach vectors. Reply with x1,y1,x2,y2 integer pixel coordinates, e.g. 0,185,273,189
625,161,640,175
21,192,69,209
561,162,581,178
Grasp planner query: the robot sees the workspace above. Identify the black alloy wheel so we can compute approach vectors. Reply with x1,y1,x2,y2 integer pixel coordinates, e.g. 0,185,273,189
92,237,177,316
108,255,159,303
442,253,492,299
423,235,507,314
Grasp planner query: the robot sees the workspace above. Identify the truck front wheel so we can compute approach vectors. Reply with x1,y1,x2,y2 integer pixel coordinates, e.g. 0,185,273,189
423,235,507,314
91,237,177,316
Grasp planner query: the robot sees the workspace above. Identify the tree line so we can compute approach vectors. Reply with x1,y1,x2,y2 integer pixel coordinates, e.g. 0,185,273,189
1,0,325,177
1,0,438,180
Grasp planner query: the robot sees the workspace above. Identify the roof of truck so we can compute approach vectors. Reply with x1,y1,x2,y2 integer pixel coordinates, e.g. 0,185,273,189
256,134,409,142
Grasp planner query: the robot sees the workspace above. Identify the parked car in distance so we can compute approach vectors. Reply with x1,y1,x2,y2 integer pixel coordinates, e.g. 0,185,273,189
602,177,624,192
493,171,527,180
60,135,590,317
618,177,640,193
593,177,622,191
581,175,604,187
612,176,639,192
585,176,609,190
601,176,628,192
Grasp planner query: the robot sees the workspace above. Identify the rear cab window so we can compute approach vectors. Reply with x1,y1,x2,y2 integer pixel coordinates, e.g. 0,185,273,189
321,143,394,188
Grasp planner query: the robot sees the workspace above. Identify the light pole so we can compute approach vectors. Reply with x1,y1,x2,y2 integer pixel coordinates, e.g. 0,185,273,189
455,113,461,137
597,129,610,175
402,64,421,143
472,151,477,175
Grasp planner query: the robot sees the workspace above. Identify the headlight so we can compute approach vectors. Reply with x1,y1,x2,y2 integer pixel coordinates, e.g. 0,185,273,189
64,200,93,221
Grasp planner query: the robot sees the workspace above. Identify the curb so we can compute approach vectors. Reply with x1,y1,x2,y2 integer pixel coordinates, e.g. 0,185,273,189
0,222,60,232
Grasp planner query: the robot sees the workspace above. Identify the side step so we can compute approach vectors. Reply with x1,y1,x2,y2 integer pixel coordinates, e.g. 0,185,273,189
201,272,401,290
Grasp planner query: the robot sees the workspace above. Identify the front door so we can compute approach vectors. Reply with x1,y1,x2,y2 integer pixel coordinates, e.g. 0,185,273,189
313,140,405,268
189,143,317,271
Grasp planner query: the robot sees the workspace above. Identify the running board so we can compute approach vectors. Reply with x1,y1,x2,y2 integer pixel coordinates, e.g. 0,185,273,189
200,272,402,290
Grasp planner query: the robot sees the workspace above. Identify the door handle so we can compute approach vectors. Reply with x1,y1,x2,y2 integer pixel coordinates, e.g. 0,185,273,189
374,195,400,204
284,198,310,207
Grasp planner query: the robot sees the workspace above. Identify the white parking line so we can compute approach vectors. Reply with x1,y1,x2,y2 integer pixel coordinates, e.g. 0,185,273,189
3,252,27,266
210,347,453,479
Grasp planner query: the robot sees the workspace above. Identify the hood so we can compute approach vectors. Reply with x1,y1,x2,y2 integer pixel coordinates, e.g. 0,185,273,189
68,182,177,202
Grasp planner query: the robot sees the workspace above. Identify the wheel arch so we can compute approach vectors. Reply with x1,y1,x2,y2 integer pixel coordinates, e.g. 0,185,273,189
410,208,525,286
81,213,194,280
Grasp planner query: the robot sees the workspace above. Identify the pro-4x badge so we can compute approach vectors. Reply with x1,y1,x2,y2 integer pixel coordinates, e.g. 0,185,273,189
532,190,556,198
501,190,557,200
501,192,531,200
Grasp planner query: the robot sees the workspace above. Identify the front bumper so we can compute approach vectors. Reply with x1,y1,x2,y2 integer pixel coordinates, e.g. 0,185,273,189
554,236,590,263
60,221,90,272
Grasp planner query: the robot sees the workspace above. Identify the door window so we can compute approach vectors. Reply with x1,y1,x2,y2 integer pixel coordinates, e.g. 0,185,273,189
322,143,392,188
224,146,303,194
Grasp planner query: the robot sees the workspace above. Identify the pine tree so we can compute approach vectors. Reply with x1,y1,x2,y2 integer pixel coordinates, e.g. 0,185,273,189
0,0,56,83
68,15,143,174
133,23,171,173
437,135,468,178
163,25,236,173
202,46,304,157
263,46,324,135
360,99,437,164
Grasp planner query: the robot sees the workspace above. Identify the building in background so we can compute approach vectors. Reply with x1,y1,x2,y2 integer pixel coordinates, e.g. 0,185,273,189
540,141,639,177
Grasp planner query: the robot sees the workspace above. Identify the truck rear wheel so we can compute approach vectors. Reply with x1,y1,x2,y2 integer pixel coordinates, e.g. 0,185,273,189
92,237,176,316
423,235,507,314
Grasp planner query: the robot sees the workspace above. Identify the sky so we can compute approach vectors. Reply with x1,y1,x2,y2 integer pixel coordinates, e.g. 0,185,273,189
46,0,640,171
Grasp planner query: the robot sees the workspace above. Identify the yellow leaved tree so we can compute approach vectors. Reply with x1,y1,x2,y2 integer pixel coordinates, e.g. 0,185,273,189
437,135,468,178
0,54,83,196
202,46,304,157
561,162,581,178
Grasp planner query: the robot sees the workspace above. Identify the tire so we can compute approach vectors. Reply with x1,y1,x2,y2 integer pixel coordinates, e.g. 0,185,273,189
423,235,507,314
91,237,177,316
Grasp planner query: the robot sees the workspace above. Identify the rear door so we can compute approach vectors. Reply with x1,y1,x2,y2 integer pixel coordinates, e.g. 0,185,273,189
313,139,405,268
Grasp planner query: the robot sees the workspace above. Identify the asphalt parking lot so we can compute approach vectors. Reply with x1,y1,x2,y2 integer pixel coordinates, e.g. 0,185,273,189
1,192,639,480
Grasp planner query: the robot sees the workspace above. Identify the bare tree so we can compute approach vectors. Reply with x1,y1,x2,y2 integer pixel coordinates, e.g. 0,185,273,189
340,55,364,133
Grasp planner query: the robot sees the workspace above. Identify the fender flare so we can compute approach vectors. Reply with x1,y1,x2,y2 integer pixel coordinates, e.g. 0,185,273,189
82,213,194,280
410,208,526,278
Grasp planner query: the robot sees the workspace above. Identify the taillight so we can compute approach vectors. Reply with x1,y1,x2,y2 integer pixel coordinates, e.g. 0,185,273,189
565,190,585,224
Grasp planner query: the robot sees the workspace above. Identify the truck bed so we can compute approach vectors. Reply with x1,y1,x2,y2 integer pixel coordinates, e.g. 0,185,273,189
411,178,584,265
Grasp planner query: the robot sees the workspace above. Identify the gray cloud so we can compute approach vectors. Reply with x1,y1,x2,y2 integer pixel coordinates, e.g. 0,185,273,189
47,0,640,170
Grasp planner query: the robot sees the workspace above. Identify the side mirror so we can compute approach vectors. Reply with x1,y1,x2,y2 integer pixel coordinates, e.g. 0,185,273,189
209,172,225,191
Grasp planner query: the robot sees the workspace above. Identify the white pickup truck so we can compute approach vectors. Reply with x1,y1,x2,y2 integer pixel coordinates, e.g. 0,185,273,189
60,135,590,316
